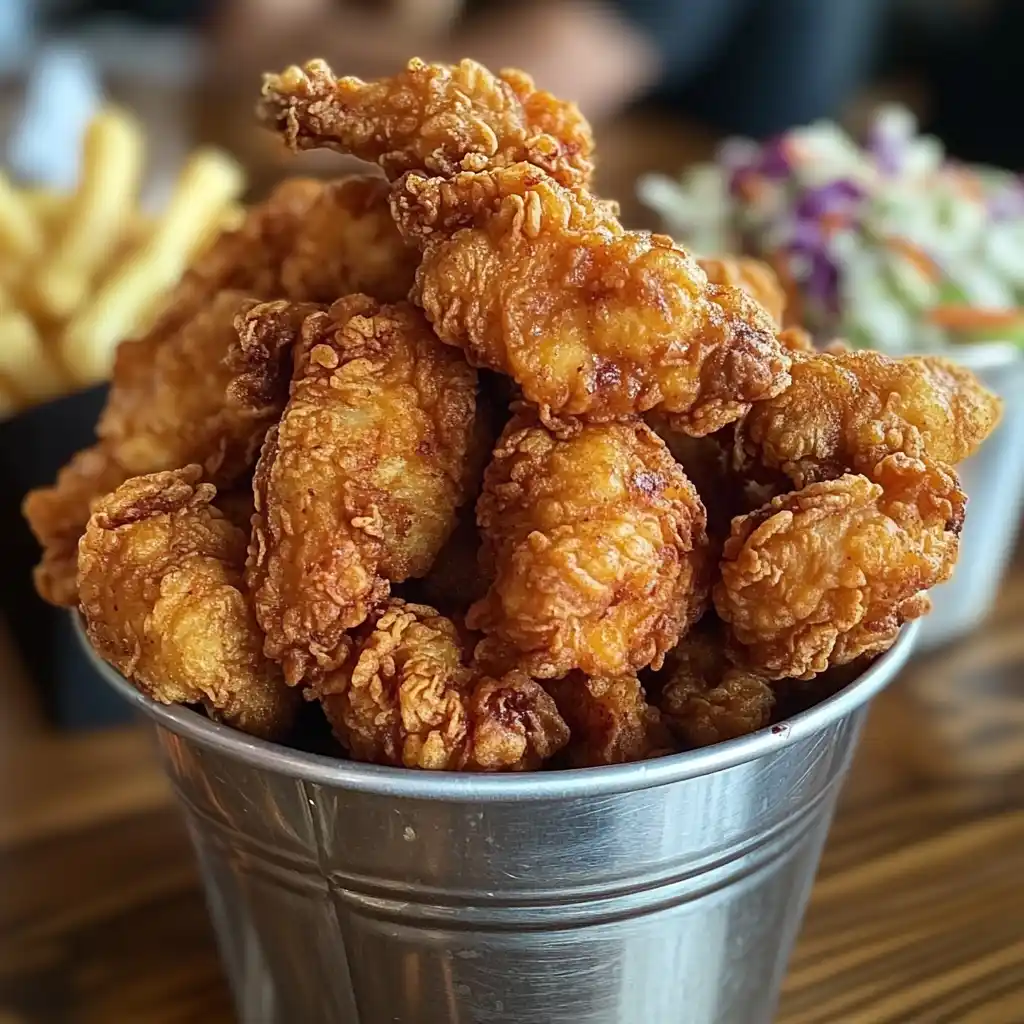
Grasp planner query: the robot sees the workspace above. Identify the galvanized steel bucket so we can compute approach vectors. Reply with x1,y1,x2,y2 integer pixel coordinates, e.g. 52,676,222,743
84,620,919,1024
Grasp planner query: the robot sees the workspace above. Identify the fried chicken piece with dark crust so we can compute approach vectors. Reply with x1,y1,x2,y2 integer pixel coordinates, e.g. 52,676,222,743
258,57,594,188
645,416,786,542
247,295,481,686
97,292,316,484
657,627,775,748
78,467,297,740
23,444,132,606
392,164,791,427
545,673,673,767
416,511,489,614
698,257,787,328
467,409,710,679
316,600,569,770
735,349,1002,487
714,455,965,680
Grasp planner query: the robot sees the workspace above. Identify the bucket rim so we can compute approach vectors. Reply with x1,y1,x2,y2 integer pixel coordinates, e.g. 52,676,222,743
77,614,919,801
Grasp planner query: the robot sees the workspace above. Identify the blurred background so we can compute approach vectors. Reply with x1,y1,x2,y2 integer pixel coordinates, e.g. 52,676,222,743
0,0,1020,211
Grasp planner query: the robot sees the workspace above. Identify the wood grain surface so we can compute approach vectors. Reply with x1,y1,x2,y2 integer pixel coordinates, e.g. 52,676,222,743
1,554,1022,1024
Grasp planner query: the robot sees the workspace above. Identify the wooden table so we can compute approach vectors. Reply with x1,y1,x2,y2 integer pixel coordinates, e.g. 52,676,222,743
1,555,1022,1024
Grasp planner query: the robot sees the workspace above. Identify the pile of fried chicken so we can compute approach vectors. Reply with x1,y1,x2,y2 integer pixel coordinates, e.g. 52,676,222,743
24,58,1001,771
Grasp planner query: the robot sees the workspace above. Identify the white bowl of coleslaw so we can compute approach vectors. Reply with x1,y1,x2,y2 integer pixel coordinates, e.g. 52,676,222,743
639,107,1024,649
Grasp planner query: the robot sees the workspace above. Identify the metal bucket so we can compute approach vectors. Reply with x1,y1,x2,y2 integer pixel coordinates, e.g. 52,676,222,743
84,621,919,1024
918,344,1024,650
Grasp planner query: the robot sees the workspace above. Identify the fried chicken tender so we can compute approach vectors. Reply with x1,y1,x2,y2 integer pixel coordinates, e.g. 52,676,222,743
392,164,791,426
78,467,297,740
467,410,710,679
247,295,481,686
97,292,315,483
658,628,775,748
277,175,418,303
545,673,672,767
317,600,569,770
22,444,132,606
736,349,1002,487
142,175,413,336
258,57,594,188
698,257,787,328
714,455,965,679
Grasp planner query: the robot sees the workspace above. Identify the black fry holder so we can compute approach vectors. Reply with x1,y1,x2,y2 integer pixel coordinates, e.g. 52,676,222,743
0,385,134,729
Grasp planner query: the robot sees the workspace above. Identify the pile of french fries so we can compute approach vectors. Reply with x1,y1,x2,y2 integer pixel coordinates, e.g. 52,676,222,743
0,107,246,420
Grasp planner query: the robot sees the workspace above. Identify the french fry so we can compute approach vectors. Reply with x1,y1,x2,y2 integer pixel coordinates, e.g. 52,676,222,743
0,309,69,405
0,172,43,260
60,148,244,385
21,188,72,238
32,109,145,320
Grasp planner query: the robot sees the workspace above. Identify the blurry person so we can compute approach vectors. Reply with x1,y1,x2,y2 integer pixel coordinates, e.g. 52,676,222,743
209,0,887,136
47,0,888,135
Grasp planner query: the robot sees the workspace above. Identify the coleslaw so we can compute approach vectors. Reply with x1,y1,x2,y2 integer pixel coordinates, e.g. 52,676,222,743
638,106,1024,355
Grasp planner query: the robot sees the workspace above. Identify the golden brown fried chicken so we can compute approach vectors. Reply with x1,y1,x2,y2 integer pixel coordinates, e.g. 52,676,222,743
392,164,791,427
142,175,413,336
247,295,481,686
735,349,1002,487
23,444,132,606
258,57,594,188
77,467,297,740
545,673,672,767
467,409,710,679
317,600,569,770
97,292,315,484
698,256,787,328
658,627,775,748
714,455,965,680
278,175,419,303
777,326,816,354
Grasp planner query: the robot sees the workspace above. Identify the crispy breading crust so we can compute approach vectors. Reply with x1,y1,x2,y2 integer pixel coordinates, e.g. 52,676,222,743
258,57,594,188
78,467,296,739
714,456,965,679
657,627,775,748
23,444,132,607
317,600,569,770
247,296,480,685
545,673,673,766
698,256,787,328
467,410,710,679
735,349,1003,486
97,292,315,484
393,165,791,426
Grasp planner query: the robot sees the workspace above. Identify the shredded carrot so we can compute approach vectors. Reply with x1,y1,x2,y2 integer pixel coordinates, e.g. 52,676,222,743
820,211,850,238
735,172,769,204
926,305,1024,330
884,237,942,282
